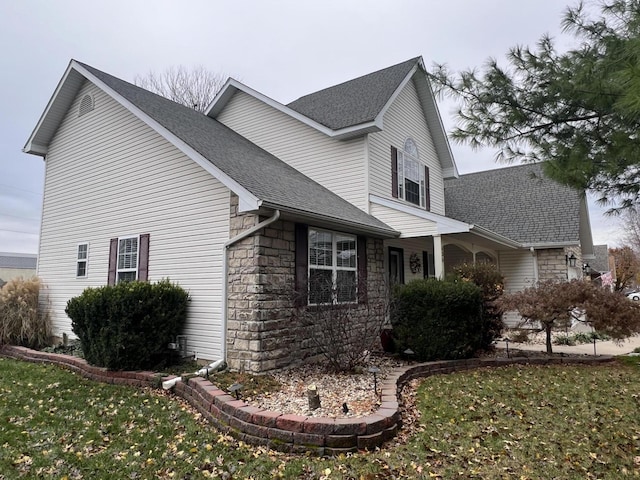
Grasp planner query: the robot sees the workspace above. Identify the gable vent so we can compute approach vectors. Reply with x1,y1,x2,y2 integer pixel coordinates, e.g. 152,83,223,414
78,94,94,117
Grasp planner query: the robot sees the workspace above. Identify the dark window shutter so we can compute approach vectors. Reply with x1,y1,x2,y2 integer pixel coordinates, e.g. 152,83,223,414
107,238,118,285
294,224,308,307
138,233,150,281
425,165,431,211
357,235,368,304
423,251,429,279
391,146,398,198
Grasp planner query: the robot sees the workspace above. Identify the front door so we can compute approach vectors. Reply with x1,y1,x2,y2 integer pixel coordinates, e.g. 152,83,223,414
388,247,405,284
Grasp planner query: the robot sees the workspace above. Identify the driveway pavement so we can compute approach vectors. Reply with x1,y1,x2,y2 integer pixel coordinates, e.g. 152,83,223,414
495,335,640,356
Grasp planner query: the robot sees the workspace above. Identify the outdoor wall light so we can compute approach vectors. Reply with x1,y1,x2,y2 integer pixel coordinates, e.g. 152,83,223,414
583,263,592,275
565,253,577,267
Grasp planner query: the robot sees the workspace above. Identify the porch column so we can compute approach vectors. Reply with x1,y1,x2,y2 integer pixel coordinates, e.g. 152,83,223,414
433,234,444,279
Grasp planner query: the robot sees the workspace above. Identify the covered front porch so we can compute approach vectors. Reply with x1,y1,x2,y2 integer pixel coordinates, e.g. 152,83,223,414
383,229,522,285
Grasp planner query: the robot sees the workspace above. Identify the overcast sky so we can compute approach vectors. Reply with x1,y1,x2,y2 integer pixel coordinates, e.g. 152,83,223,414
0,0,625,254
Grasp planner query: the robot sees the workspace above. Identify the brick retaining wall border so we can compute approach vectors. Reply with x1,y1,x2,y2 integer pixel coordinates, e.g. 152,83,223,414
0,345,614,455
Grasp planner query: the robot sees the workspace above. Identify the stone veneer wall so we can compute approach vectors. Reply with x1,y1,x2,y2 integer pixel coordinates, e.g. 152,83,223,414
226,195,387,373
537,247,582,282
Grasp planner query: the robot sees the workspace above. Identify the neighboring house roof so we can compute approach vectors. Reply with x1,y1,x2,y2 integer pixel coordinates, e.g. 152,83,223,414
207,57,458,178
591,244,610,273
0,252,37,269
287,57,420,130
444,164,583,247
23,61,398,238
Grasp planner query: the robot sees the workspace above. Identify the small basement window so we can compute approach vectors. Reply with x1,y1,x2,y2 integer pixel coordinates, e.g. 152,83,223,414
78,94,94,117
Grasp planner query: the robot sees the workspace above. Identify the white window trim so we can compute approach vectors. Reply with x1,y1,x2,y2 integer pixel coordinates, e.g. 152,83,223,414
397,150,426,208
308,228,358,305
117,235,140,283
76,242,89,278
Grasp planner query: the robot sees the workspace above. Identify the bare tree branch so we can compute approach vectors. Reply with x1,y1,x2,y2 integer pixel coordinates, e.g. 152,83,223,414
135,65,229,113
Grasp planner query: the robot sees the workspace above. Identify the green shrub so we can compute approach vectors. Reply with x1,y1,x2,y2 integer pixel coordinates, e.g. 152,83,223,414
66,279,189,370
452,262,505,350
573,331,611,344
0,277,50,349
391,279,483,361
553,334,576,346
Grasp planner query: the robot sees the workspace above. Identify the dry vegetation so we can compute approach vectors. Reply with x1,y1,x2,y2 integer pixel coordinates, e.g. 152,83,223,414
0,277,50,349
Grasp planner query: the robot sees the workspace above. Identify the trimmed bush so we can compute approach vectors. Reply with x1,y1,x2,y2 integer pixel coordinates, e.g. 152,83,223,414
391,279,483,361
452,262,505,350
0,276,50,349
66,279,189,370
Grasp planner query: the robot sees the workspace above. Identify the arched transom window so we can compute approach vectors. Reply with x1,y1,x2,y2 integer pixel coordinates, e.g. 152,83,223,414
396,137,430,209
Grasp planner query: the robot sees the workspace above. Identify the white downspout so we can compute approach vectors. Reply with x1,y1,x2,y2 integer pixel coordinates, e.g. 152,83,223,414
221,209,281,364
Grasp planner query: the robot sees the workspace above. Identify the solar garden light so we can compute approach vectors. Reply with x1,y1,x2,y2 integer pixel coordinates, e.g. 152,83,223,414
368,366,381,395
228,383,243,400
503,337,510,358
403,348,415,361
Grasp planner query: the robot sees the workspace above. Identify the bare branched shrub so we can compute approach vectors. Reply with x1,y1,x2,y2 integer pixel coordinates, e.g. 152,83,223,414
0,277,50,349
296,276,390,373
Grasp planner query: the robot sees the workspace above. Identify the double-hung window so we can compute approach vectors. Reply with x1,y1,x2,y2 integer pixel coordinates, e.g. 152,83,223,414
117,236,139,282
107,233,149,285
308,229,357,304
76,243,88,278
393,138,431,210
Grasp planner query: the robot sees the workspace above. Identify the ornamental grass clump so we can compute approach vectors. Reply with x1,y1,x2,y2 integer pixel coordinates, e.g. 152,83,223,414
0,276,51,349
66,279,188,370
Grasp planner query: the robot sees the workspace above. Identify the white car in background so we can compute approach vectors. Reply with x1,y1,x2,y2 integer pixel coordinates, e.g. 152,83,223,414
627,291,640,301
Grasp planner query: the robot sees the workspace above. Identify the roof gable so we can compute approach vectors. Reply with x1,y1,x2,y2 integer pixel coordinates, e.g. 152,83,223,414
444,164,583,246
287,58,420,130
208,57,458,177
24,61,397,237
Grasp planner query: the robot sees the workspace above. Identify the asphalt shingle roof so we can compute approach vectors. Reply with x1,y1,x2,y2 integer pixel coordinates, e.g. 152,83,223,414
287,57,420,130
0,253,37,269
591,244,610,273
444,164,581,245
79,62,396,236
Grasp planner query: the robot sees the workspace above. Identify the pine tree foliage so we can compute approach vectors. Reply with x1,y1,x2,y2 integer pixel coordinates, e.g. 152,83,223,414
431,0,640,210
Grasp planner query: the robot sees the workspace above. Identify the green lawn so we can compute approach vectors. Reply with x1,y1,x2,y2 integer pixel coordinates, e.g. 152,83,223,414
1,356,639,479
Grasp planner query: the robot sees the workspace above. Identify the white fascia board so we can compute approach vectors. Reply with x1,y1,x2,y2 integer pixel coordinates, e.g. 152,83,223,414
369,194,471,234
203,77,236,116
374,63,419,130
72,62,261,212
23,60,77,156
442,167,459,180
413,63,459,178
578,195,595,257
263,201,399,238
206,78,381,139
523,241,580,249
24,143,48,156
469,225,521,249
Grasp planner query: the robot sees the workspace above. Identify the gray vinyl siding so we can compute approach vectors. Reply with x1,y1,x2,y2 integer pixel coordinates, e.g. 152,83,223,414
368,78,445,216
498,250,537,328
38,81,230,361
217,91,368,211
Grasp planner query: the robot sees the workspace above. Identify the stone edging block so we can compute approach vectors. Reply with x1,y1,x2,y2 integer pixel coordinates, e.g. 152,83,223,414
0,345,614,454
